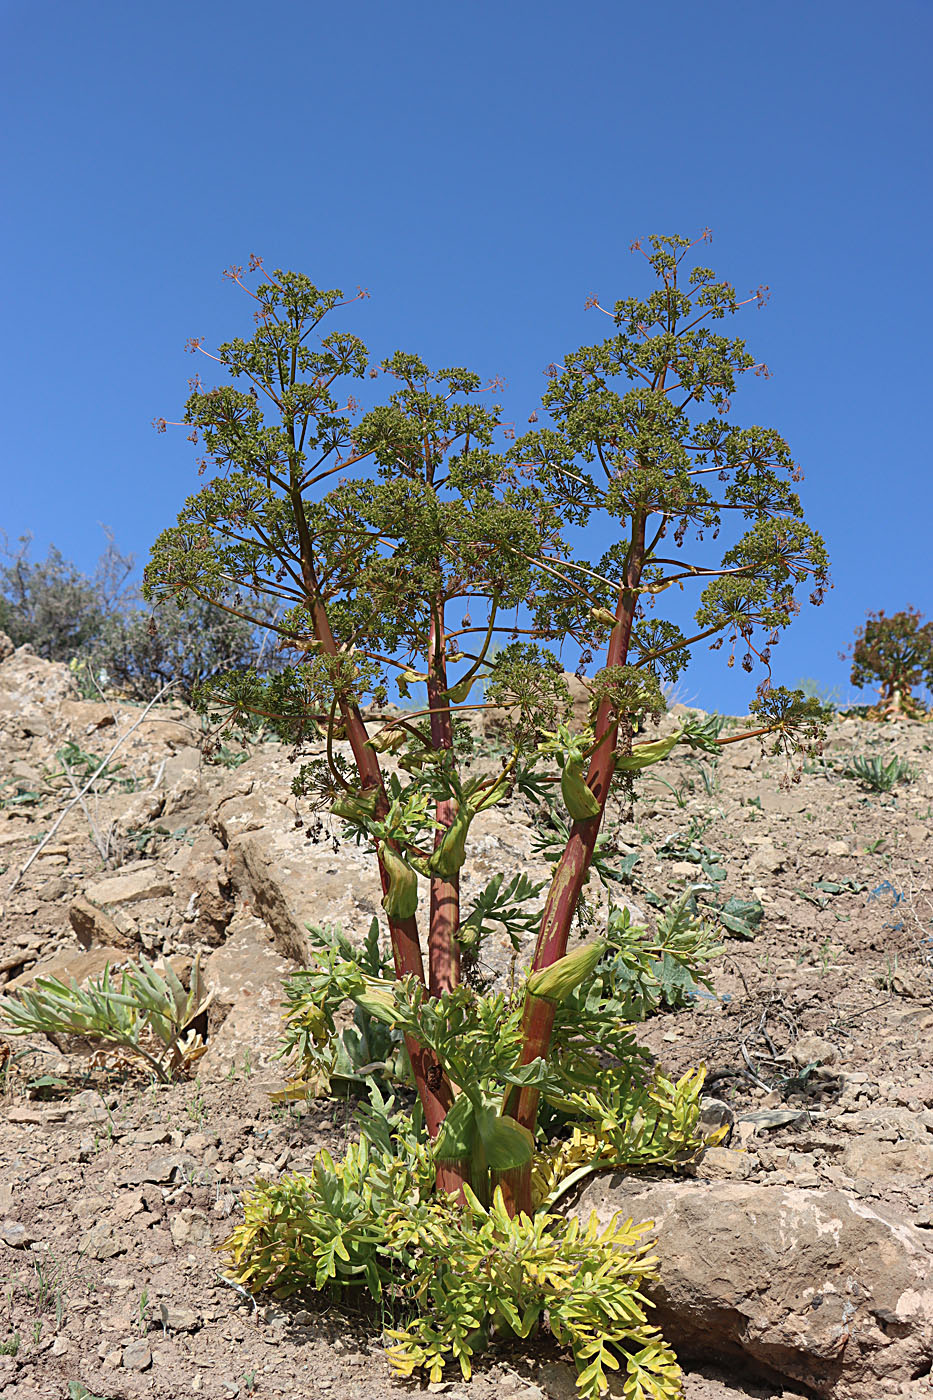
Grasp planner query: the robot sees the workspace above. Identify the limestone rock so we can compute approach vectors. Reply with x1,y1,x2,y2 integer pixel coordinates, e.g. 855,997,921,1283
567,1176,933,1398
69,894,137,950
5,945,130,993
84,864,173,907
0,646,76,733
841,1137,933,1184
172,833,234,945
199,914,298,1076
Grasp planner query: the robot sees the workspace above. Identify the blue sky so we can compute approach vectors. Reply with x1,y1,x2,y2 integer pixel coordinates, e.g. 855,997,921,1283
2,0,931,710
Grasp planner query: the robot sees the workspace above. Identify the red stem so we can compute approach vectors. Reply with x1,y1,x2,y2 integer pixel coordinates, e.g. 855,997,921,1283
427,602,461,996
290,496,456,1144
498,516,647,1217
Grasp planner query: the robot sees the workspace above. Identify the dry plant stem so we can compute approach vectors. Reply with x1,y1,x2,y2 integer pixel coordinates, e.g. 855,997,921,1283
58,759,109,863
427,605,460,997
7,680,177,895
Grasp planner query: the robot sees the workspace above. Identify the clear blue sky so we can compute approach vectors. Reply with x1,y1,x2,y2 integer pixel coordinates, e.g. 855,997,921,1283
2,0,931,710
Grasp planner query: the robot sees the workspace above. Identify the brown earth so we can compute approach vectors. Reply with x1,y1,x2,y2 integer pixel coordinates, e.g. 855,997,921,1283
0,640,930,1400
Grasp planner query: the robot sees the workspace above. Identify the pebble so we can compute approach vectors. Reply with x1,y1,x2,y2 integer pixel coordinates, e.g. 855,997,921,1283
0,1219,35,1249
122,1338,152,1371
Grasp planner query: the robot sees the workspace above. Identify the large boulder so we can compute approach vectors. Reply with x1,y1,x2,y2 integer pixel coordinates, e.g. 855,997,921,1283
567,1175,933,1399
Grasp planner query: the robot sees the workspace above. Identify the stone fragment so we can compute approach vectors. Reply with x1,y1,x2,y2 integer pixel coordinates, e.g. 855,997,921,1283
37,875,71,901
841,1138,933,1184
158,1303,200,1332
199,915,298,1077
792,1033,839,1067
5,946,129,993
697,1146,754,1180
0,1219,36,1248
69,894,136,949
114,1155,192,1186
121,1339,152,1371
84,866,173,907
567,1176,933,1399
697,1097,735,1144
169,1208,212,1249
173,833,234,944
79,1224,129,1260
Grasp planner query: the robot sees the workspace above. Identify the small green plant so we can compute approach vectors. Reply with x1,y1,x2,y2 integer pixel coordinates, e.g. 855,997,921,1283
0,957,212,1082
67,1384,113,1400
208,743,252,770
241,1371,258,1394
186,1085,208,1127
0,1332,19,1356
49,742,138,793
842,753,916,793
136,1290,150,1332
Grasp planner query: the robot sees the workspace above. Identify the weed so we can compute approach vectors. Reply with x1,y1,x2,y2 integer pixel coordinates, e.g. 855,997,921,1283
0,1333,19,1356
67,1383,114,1400
50,742,138,793
208,743,252,769
186,1084,207,1127
686,756,719,795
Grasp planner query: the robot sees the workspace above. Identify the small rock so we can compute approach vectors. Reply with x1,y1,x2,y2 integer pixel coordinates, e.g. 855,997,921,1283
122,1339,152,1371
842,1138,933,1183
0,1219,36,1249
79,1224,129,1261
69,895,134,950
84,867,172,907
158,1303,200,1332
791,1034,838,1067
697,1097,734,1144
825,838,850,856
170,1209,212,1249
698,1147,754,1180
37,875,71,901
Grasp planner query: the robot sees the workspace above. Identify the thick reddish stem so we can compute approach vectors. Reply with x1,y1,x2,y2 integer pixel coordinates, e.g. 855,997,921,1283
506,519,647,1154
427,603,460,996
290,522,460,1156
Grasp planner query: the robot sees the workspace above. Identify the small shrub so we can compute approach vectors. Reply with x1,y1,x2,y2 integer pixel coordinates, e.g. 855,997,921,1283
0,534,128,660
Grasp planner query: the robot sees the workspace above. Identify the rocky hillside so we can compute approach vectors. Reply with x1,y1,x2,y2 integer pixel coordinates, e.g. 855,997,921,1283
0,635,931,1400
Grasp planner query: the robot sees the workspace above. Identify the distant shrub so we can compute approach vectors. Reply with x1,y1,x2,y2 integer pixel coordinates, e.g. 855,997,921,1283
0,531,274,700
0,533,129,661
95,594,274,701
846,608,933,718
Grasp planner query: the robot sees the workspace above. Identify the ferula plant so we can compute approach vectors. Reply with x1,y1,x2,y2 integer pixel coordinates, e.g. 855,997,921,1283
147,234,828,1394
846,606,933,718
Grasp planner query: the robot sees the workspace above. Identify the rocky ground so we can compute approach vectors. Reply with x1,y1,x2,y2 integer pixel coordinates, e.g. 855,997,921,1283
0,636,930,1400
